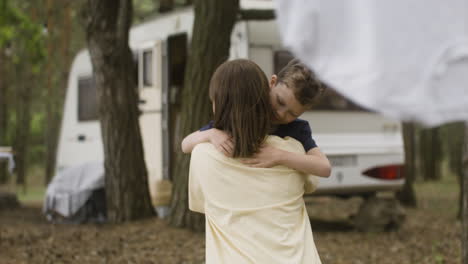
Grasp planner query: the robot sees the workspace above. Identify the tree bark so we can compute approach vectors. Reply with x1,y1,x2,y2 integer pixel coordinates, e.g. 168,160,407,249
396,122,417,207
0,50,9,184
239,9,275,20
438,122,465,218
13,66,32,187
44,0,73,185
419,127,442,181
169,0,239,231
85,0,154,222
44,0,56,185
159,0,174,13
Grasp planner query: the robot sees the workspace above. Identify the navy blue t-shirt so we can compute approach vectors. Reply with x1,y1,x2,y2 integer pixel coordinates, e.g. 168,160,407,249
199,119,317,152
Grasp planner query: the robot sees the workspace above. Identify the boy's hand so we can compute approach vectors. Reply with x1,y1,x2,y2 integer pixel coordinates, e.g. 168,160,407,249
209,128,234,157
241,145,282,168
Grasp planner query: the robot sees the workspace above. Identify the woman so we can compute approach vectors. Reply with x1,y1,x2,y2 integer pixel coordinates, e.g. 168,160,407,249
182,59,331,178
188,59,322,264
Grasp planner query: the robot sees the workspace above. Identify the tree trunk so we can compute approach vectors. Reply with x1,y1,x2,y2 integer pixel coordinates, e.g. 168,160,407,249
396,122,417,207
462,121,468,264
0,51,9,184
44,0,73,185
13,68,32,187
238,9,276,20
159,0,174,13
447,123,465,219
419,127,442,181
85,0,154,222
169,0,239,231
44,0,56,185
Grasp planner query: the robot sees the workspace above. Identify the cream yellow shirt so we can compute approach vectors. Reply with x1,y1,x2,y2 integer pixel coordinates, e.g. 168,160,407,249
189,136,322,264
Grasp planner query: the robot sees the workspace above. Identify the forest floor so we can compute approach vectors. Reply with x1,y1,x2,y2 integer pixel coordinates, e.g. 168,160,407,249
0,175,460,264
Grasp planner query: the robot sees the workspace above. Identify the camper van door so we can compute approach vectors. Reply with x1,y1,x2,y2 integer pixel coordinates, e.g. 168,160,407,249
138,40,164,200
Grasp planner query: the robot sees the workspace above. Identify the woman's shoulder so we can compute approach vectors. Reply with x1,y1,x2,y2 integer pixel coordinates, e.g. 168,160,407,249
192,142,215,154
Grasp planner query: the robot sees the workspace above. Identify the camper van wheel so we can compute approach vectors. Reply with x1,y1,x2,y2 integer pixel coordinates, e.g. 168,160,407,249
352,197,406,232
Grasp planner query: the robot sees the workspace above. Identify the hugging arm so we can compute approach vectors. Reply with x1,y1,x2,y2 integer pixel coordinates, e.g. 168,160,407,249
181,128,234,156
242,146,331,178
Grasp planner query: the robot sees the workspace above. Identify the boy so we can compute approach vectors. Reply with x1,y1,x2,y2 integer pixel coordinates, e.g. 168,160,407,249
182,59,331,178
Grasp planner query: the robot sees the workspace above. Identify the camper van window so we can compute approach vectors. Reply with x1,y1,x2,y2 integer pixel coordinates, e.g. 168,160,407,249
168,33,187,88
133,51,139,86
143,50,153,87
274,50,368,112
78,77,99,121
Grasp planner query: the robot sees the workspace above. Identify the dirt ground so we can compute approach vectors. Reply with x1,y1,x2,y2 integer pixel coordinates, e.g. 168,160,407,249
0,177,461,264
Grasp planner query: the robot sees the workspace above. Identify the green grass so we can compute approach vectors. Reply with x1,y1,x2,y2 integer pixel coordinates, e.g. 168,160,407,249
17,185,46,203
414,174,459,216
1,165,47,204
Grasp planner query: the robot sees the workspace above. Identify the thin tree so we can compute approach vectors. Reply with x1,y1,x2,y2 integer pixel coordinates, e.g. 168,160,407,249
85,0,154,222
169,0,239,231
44,0,74,185
13,63,32,187
396,122,417,207
437,122,465,218
44,0,56,184
418,127,443,181
0,49,8,184
1,1,46,188
158,0,174,13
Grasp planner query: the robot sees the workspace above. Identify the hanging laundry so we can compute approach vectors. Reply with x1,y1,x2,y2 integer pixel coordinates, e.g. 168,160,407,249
275,0,468,126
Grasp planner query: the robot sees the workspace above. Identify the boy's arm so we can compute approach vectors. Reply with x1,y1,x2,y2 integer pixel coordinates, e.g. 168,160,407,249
181,129,234,156
242,146,331,177
181,130,211,153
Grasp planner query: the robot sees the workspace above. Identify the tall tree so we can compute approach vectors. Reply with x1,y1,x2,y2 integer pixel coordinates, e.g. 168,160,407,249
418,127,443,181
0,0,45,187
444,123,467,218
35,0,84,185
13,63,32,186
396,122,417,207
158,0,174,13
85,0,154,222
0,0,11,184
44,0,56,184
43,0,75,184
169,0,239,231
0,49,8,184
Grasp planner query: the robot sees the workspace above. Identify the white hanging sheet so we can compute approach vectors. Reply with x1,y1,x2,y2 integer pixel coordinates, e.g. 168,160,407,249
275,0,468,126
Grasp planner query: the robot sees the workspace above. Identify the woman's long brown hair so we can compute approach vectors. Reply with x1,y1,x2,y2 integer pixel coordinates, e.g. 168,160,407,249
209,59,272,158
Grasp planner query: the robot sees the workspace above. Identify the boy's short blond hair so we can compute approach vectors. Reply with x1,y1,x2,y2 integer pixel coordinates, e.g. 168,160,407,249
277,59,325,108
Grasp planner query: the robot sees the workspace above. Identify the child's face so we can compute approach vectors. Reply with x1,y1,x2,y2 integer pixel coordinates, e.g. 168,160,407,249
269,75,307,124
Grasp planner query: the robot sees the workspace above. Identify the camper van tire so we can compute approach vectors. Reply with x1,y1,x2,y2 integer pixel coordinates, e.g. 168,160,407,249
352,197,406,232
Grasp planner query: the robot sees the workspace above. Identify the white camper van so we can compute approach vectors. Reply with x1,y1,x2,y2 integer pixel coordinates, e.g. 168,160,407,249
56,0,404,206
